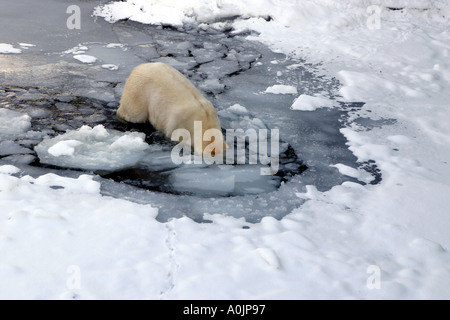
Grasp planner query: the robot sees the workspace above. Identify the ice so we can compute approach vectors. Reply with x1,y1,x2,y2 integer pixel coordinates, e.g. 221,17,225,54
170,164,279,196
0,170,20,191
330,163,374,184
0,141,33,157
48,140,82,157
1,0,450,300
227,104,249,115
93,0,277,26
65,43,138,74
387,135,412,145
264,85,298,95
192,48,224,64
218,104,268,132
198,78,225,94
93,0,190,26
73,55,97,64
153,56,196,72
170,166,235,196
105,43,124,49
0,43,21,54
33,173,102,195
18,43,35,48
35,125,151,171
72,88,116,104
102,64,119,71
198,59,241,79
0,164,20,175
139,150,179,172
0,109,31,136
291,94,335,111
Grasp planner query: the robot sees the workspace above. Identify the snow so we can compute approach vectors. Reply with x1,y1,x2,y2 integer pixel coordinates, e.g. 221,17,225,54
0,165,20,175
0,109,31,136
291,94,335,111
0,43,21,54
73,54,97,64
0,0,449,300
101,64,119,71
330,163,374,184
0,169,161,299
48,140,82,157
35,125,151,171
264,85,298,95
19,43,35,49
170,164,279,196
227,104,249,115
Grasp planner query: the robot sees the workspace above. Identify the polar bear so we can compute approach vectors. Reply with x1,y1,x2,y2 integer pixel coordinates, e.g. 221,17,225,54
117,62,225,156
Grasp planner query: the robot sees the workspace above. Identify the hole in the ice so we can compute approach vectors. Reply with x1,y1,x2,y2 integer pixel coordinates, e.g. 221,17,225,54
0,87,307,198
99,121,307,198
0,86,384,224
1,85,384,203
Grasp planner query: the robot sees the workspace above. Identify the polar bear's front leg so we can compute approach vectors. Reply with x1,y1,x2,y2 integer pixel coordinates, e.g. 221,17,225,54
117,73,151,124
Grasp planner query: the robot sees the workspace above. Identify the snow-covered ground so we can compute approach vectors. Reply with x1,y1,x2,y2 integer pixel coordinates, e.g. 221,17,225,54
1,0,449,299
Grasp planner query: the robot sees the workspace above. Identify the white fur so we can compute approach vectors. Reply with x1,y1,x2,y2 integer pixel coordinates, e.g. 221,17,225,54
117,62,225,155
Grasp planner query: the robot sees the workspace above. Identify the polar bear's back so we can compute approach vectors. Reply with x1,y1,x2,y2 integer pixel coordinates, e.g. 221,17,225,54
117,62,220,135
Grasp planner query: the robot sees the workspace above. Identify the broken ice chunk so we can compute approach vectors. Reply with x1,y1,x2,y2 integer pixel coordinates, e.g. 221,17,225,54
35,125,150,171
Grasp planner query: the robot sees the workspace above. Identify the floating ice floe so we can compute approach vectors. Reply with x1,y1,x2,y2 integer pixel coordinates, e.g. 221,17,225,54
169,164,280,196
291,94,335,111
264,85,298,95
73,54,98,64
35,125,151,171
63,44,89,55
102,64,119,71
0,43,22,54
0,141,33,157
0,109,31,136
19,43,36,49
105,43,125,49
